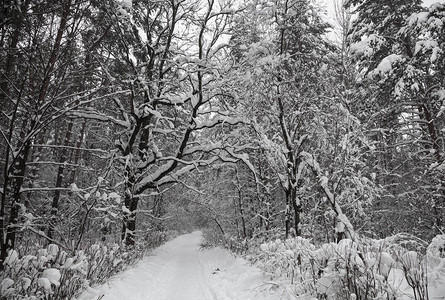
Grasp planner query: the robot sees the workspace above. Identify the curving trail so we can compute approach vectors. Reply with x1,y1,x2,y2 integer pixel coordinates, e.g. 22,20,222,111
78,231,289,300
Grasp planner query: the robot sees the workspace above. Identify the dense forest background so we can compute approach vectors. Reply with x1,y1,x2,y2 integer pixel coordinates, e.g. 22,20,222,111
1,0,444,298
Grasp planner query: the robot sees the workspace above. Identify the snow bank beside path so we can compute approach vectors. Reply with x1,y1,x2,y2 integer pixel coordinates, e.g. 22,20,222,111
77,231,289,300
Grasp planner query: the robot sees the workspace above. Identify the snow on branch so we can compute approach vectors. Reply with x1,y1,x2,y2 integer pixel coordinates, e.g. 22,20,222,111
155,157,219,186
19,187,73,193
183,142,223,156
300,151,357,240
368,54,405,78
193,115,244,130
31,144,108,154
69,110,130,128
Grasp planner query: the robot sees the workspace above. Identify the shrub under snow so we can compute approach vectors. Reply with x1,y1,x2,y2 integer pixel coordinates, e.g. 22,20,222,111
0,231,173,299
248,234,445,300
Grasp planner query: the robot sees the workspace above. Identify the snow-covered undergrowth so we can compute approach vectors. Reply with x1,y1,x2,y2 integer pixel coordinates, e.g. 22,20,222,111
0,231,175,299
223,233,445,299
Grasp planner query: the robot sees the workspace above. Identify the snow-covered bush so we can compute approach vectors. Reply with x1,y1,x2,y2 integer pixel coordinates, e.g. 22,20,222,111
241,234,445,300
425,235,445,298
427,234,445,261
253,237,400,299
0,231,174,299
1,244,88,299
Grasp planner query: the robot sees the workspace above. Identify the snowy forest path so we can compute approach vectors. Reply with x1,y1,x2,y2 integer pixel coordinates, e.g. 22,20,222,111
78,231,287,300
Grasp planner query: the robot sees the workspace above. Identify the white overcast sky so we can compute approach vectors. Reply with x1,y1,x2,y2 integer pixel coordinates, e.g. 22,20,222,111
423,0,445,5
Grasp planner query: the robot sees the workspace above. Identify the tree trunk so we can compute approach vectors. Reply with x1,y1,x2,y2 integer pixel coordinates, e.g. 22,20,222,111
122,194,139,246
70,121,86,182
48,120,73,239
285,190,292,238
302,151,357,241
292,189,302,236
235,168,247,239
1,132,32,267
122,167,138,246
418,101,444,232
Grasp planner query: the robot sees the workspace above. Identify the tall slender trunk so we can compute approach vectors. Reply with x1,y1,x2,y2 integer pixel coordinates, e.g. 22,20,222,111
2,119,32,267
285,191,291,238
48,120,73,239
302,151,357,241
418,101,444,232
235,167,247,239
26,128,48,207
70,121,86,182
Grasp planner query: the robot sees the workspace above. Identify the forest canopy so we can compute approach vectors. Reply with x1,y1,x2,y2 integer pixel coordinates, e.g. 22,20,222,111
0,0,444,298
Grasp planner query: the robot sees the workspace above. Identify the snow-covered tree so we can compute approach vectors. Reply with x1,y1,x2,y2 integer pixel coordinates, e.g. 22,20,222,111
225,0,379,241
0,0,114,266
347,0,445,237
74,0,248,246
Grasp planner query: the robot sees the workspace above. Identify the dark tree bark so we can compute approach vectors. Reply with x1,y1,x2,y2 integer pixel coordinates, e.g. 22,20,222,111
48,120,73,239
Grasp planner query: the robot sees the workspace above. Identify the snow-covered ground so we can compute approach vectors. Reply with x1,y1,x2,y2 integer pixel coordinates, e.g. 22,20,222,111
77,231,288,300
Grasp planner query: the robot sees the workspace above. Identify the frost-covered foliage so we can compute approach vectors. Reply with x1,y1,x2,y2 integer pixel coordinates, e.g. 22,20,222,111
345,0,445,239
242,234,445,299
372,3,445,99
0,231,172,299
348,0,444,104
228,0,380,240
